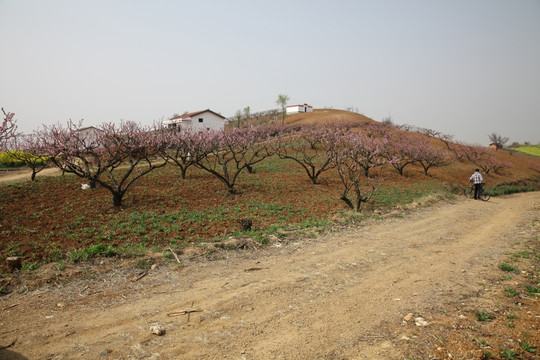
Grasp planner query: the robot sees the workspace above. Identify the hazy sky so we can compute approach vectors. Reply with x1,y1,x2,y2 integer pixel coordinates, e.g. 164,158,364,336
1,0,539,145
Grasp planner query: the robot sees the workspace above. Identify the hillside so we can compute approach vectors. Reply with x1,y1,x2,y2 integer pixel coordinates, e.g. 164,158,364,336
284,109,377,126
227,108,377,129
1,109,540,359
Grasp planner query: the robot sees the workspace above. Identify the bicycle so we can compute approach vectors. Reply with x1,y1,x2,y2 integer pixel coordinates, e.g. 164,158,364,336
464,184,491,201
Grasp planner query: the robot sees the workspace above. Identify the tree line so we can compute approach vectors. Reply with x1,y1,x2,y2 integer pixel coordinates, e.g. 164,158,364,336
0,109,515,211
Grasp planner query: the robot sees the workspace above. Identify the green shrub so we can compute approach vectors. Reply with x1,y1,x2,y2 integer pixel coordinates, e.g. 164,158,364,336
488,183,538,197
69,243,117,263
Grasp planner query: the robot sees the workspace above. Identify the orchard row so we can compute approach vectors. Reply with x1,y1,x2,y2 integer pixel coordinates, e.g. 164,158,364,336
1,111,512,210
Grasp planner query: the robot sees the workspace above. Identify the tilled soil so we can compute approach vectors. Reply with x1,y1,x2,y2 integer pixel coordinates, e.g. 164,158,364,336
1,192,539,359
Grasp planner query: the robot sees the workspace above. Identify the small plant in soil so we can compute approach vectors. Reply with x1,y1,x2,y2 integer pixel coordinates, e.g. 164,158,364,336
499,263,517,272
474,311,493,322
481,350,495,359
519,340,537,354
523,284,540,297
504,287,520,297
498,347,520,359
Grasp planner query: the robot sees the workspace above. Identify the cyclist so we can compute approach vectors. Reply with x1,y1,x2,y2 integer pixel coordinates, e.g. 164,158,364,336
469,169,484,200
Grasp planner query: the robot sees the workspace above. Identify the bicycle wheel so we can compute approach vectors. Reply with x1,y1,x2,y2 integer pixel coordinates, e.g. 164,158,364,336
464,186,474,198
479,190,490,201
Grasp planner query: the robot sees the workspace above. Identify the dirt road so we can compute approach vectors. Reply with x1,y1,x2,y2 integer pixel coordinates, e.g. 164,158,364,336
0,168,61,184
1,192,539,359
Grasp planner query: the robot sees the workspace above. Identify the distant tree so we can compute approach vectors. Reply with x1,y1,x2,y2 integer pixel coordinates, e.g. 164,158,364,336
435,132,455,150
417,127,441,138
382,131,420,176
6,134,51,181
488,132,509,148
1,108,19,149
528,160,540,174
234,110,242,128
413,137,453,176
460,145,512,175
243,106,251,123
276,94,290,125
381,116,393,126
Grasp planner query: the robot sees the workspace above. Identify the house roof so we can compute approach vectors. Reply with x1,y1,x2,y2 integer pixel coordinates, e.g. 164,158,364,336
77,126,101,132
286,104,312,108
169,109,226,121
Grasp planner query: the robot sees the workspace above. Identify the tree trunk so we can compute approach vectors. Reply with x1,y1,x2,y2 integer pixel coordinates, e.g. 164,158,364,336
340,196,354,210
112,192,124,207
354,187,362,211
6,257,22,272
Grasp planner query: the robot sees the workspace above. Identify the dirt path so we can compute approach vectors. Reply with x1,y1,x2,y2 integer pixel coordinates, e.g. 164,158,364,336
0,168,61,184
1,192,539,359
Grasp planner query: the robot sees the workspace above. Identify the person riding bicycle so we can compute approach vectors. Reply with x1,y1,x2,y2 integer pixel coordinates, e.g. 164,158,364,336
469,169,484,200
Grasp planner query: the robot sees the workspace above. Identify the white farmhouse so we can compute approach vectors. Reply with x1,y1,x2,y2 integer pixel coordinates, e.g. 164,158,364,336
75,126,102,146
163,109,226,132
286,104,313,115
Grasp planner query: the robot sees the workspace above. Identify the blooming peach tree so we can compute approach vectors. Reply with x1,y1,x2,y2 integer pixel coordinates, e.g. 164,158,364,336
1,108,19,150
273,124,336,185
195,126,275,193
328,131,383,211
6,134,51,181
38,120,167,207
158,126,207,179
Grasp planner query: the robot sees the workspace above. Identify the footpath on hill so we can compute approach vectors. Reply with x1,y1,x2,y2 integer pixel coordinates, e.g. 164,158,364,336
1,192,539,359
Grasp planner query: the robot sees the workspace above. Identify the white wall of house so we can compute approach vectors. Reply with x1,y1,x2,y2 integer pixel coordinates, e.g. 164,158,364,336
286,104,313,115
189,111,225,132
163,110,225,132
76,126,102,146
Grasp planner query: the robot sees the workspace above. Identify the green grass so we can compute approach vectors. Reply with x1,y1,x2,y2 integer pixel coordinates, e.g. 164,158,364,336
487,183,538,197
69,243,117,263
514,144,540,157
372,182,450,207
